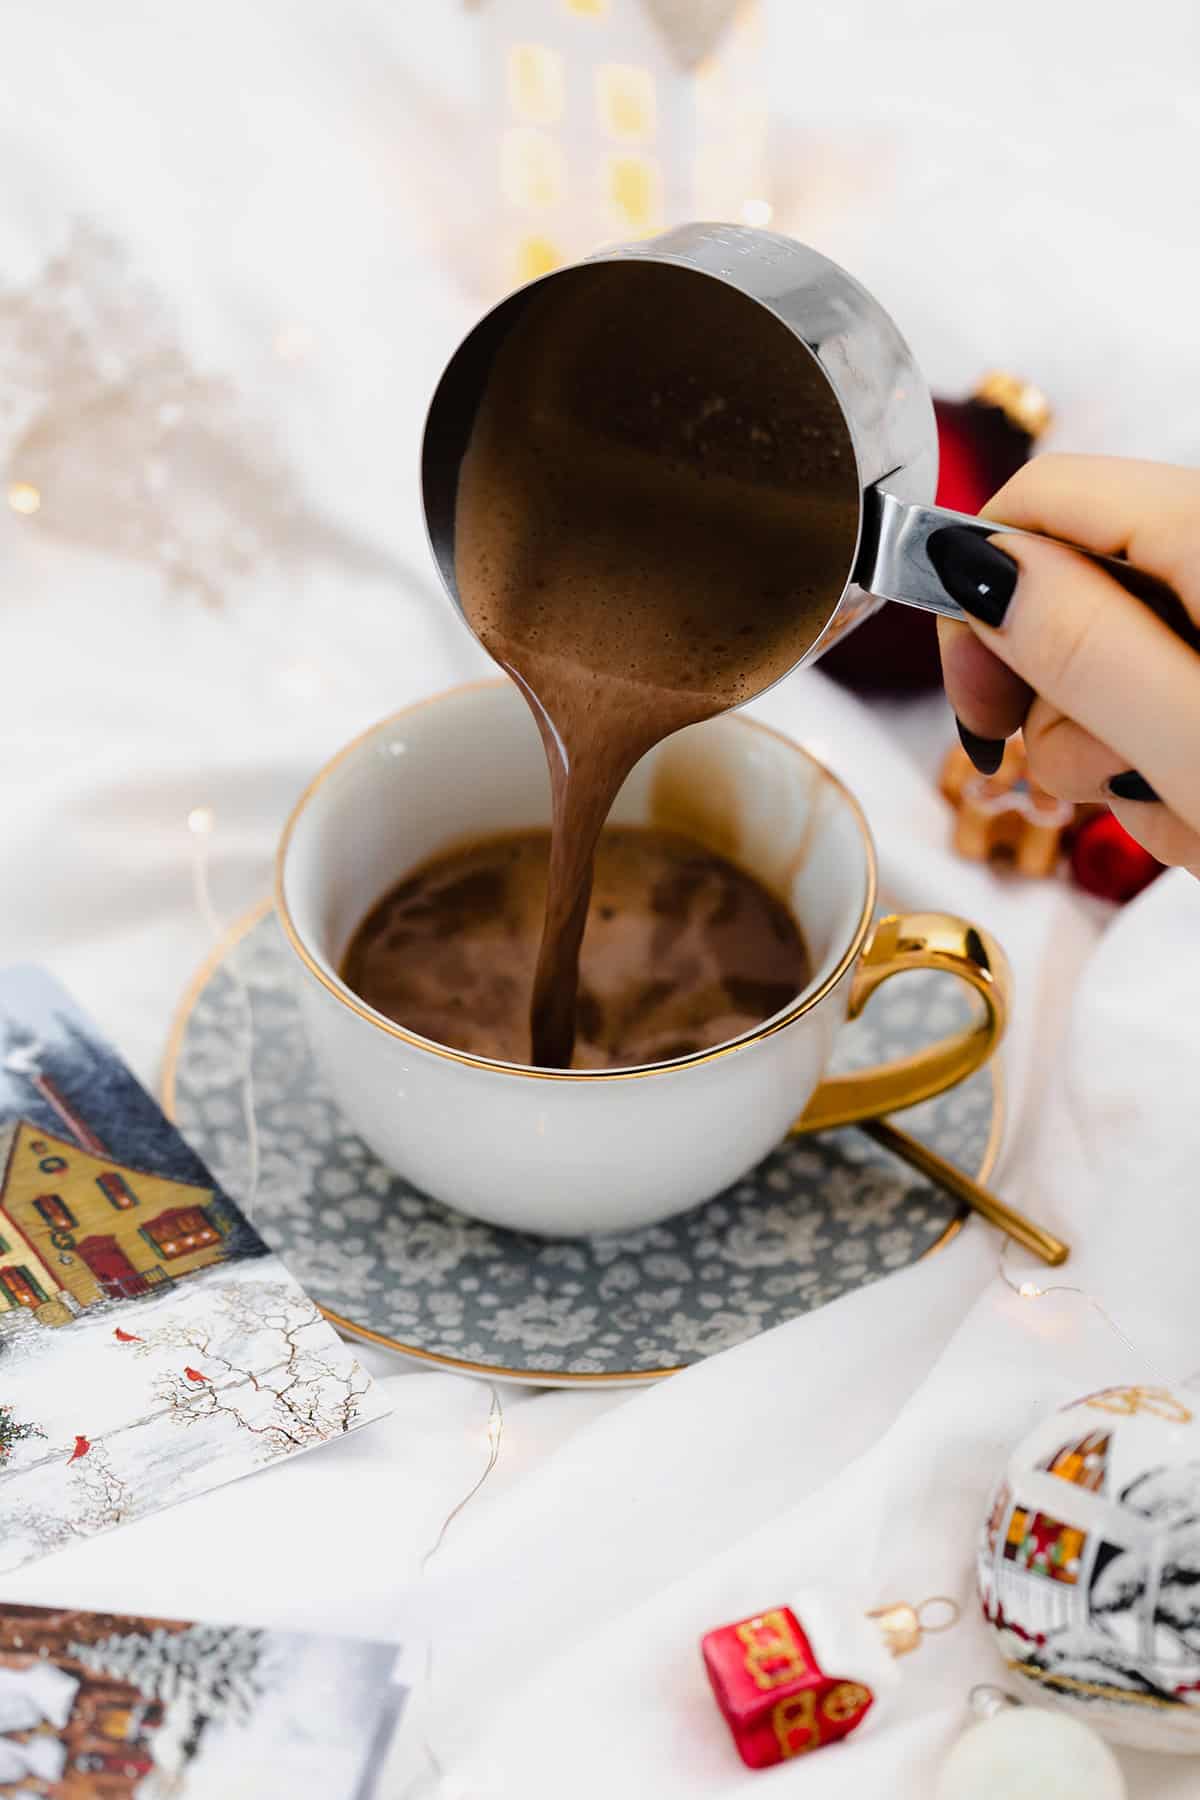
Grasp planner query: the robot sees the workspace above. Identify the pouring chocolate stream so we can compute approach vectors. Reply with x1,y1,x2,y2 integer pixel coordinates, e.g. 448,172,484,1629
453,261,859,1066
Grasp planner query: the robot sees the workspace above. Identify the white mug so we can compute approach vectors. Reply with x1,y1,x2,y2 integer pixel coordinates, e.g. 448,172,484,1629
275,681,1009,1236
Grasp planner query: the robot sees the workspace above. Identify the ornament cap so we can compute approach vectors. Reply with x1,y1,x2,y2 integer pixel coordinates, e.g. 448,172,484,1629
968,1684,1021,1720
973,371,1053,440
868,1595,960,1658
868,1602,921,1657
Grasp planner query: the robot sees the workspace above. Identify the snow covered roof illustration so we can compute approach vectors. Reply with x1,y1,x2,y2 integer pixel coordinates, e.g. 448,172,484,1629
0,1119,226,1323
0,1119,211,1202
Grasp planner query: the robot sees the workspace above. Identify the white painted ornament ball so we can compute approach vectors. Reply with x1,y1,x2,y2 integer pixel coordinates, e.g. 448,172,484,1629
935,1705,1126,1800
977,1383,1200,1751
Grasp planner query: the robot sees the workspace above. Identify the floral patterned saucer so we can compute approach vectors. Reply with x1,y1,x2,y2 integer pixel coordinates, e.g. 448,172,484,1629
164,906,1000,1386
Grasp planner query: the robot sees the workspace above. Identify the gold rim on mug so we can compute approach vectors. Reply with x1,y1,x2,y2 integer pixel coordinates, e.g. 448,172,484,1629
161,901,1004,1386
272,679,880,1083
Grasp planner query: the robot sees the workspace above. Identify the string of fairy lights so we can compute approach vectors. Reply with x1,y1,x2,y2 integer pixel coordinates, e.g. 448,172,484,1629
1000,1248,1170,1381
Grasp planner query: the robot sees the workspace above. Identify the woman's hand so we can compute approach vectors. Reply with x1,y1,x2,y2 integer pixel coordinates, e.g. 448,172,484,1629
935,455,1200,876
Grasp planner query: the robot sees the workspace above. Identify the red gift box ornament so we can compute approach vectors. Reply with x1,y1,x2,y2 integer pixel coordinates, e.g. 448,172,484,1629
701,1606,874,1768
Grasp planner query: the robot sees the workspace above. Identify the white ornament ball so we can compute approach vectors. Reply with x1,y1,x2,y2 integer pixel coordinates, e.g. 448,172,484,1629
935,1707,1126,1800
977,1383,1200,1751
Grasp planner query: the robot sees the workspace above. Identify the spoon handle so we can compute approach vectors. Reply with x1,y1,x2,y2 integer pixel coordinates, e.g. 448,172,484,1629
859,1115,1069,1268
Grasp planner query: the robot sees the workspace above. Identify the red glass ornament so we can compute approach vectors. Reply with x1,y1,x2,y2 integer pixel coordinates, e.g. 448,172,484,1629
1069,811,1163,903
701,1606,874,1769
821,374,1051,693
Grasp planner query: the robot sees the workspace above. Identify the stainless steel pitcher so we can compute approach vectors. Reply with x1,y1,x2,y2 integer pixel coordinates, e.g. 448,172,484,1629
422,222,1185,681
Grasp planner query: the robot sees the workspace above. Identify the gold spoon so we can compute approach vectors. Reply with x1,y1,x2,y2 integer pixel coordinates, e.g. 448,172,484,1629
857,1116,1069,1267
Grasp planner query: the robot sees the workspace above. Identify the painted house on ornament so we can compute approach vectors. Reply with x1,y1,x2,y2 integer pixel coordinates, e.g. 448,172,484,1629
0,1119,227,1328
981,1429,1114,1639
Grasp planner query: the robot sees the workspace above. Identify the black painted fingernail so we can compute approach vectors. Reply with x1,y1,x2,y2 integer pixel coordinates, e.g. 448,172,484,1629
928,526,1018,628
1106,770,1160,803
956,717,1005,775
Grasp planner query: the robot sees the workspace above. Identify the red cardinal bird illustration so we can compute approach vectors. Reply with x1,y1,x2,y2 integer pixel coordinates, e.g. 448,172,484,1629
114,1327,142,1343
183,1367,209,1384
68,1435,90,1463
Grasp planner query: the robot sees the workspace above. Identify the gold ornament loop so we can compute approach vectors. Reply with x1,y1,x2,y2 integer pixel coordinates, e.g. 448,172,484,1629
867,1602,921,1657
917,1595,961,1635
867,1594,962,1658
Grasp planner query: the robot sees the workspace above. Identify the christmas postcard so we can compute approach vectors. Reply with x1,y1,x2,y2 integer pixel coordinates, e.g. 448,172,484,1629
0,966,388,1572
0,1599,405,1798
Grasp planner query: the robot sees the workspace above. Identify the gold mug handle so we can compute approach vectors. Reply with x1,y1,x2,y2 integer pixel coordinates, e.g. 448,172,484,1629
793,912,1010,1136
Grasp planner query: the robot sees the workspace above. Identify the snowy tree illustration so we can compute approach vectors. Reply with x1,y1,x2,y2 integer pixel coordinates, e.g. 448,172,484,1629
1019,1624,1179,1704
0,1400,44,1464
68,1437,133,1527
68,1622,267,1726
135,1280,372,1456
1088,1462,1200,1665
1,1439,133,1558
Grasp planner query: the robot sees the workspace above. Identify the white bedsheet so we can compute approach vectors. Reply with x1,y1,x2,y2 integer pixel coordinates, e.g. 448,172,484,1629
1,5,1198,1793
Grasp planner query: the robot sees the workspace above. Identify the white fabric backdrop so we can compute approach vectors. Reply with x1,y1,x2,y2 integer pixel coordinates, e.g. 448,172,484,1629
1,4,1198,1794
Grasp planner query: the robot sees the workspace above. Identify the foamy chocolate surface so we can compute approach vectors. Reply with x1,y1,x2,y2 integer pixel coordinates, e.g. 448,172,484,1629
341,826,810,1069
453,260,858,1066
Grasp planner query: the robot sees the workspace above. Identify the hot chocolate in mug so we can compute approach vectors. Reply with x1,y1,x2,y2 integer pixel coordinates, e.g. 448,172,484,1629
276,681,1009,1236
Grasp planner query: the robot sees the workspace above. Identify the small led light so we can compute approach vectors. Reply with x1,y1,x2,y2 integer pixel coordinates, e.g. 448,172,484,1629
187,806,215,837
1018,1281,1041,1300
596,63,655,142
605,153,662,232
515,235,563,283
508,43,565,125
741,197,773,228
7,481,41,515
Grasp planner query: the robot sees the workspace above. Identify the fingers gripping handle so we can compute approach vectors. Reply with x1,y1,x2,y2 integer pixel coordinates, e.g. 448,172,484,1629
858,489,1199,651
792,912,1010,1138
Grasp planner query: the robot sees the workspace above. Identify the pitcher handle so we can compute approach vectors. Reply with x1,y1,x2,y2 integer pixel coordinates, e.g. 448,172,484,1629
858,488,1200,650
792,911,1010,1137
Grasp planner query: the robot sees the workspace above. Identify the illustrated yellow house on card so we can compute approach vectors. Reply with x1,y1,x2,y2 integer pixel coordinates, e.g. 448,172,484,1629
472,0,768,291
0,1120,227,1327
